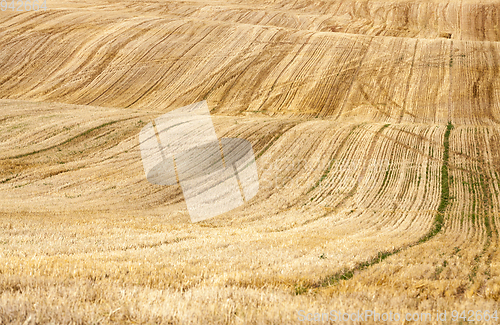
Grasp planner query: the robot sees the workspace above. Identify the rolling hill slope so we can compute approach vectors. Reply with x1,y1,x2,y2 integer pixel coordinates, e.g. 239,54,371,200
1,0,500,323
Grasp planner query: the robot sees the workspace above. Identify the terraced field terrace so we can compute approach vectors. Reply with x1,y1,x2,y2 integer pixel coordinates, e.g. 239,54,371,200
1,0,500,323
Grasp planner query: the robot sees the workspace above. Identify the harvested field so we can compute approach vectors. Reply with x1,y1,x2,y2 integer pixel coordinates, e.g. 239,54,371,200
1,0,500,324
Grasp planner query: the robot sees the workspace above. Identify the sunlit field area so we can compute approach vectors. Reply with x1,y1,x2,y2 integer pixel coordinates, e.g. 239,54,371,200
1,0,500,323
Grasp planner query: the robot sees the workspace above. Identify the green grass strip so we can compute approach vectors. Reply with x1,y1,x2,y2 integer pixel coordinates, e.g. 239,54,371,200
418,121,453,243
299,123,455,292
7,120,122,159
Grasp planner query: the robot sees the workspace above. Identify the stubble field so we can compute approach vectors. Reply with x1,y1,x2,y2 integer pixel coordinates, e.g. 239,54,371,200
1,0,500,323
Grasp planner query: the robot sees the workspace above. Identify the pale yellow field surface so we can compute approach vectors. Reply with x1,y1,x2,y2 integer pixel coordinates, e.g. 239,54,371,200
1,0,500,324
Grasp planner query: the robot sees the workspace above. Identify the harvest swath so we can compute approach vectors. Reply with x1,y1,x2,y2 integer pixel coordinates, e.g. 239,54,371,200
0,0,500,323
